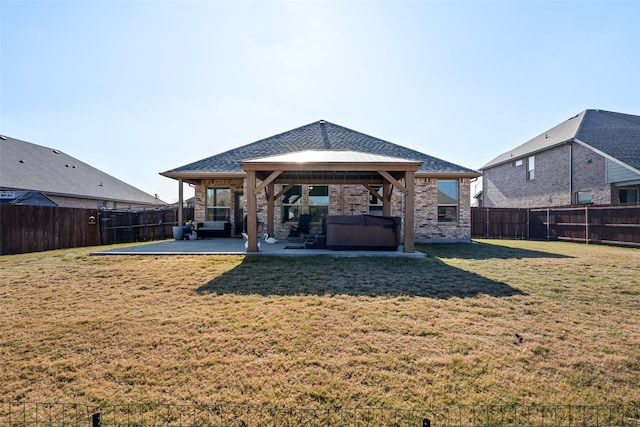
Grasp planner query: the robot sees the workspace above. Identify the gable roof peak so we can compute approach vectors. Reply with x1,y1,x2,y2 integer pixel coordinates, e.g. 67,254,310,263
162,120,479,177
481,109,640,171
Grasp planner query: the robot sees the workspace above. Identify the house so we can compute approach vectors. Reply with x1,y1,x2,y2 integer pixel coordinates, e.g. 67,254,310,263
479,109,640,208
0,135,162,209
160,120,480,251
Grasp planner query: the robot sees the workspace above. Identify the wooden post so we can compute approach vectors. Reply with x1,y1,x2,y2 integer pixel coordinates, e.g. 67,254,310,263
246,171,258,252
403,171,415,253
267,182,275,237
178,179,184,227
382,181,391,216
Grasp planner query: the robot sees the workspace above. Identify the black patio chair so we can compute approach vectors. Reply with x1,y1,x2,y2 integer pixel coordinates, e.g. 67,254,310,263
287,214,311,241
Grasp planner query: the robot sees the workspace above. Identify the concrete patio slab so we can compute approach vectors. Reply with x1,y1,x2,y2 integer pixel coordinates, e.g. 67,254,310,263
90,237,426,258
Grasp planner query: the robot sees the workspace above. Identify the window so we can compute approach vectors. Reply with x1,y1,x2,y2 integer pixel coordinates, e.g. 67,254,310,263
619,188,639,204
576,191,592,204
526,156,535,180
368,185,383,216
282,185,302,222
308,185,329,222
514,159,523,167
437,180,459,222
205,188,231,221
98,201,115,209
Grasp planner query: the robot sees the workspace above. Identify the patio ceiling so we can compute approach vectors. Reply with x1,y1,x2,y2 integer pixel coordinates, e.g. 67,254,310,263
241,150,421,184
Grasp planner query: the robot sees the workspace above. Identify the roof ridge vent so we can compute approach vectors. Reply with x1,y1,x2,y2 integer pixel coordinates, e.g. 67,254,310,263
319,119,326,124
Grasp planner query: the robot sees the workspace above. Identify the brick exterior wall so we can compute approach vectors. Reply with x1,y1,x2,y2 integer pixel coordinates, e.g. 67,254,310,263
483,143,612,208
570,143,611,204
194,179,245,224
194,177,472,241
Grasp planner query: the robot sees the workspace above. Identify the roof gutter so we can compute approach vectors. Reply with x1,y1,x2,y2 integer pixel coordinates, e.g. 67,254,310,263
480,140,572,171
159,171,246,181
416,171,482,179
161,171,482,180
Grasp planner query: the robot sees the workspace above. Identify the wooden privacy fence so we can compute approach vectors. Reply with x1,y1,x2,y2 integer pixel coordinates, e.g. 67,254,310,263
472,205,640,247
0,205,99,255
0,205,194,255
97,207,193,245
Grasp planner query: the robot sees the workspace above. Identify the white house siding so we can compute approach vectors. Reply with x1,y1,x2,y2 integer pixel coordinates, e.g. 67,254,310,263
194,177,472,241
606,159,640,184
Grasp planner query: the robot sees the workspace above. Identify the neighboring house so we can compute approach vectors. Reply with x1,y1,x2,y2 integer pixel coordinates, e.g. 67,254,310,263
161,120,480,247
0,190,58,206
480,109,640,208
1,135,162,209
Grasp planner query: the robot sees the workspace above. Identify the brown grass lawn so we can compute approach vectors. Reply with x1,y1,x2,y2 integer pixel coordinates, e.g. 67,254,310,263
0,239,639,409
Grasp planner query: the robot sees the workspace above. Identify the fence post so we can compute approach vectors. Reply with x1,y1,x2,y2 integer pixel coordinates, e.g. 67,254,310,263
92,413,101,427
485,207,490,238
527,209,530,240
97,210,103,246
143,208,148,241
585,205,589,245
128,210,134,242
422,418,431,427
546,207,550,240
161,210,166,239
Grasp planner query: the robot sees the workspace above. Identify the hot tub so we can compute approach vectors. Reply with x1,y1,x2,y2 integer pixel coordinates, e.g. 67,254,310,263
325,215,401,251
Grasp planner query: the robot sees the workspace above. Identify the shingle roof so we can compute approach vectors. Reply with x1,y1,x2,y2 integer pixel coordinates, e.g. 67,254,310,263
161,120,479,177
0,135,160,205
481,110,640,171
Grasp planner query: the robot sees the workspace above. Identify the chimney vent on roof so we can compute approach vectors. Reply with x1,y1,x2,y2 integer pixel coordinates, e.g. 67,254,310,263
319,120,326,124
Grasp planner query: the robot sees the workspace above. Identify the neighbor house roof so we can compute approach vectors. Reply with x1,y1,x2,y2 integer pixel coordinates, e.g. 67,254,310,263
161,120,480,180
481,109,640,172
0,135,160,205
0,190,58,207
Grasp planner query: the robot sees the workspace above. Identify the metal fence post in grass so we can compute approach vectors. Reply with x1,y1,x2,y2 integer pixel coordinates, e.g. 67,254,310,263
422,418,430,427
547,207,550,240
585,205,589,244
91,412,101,427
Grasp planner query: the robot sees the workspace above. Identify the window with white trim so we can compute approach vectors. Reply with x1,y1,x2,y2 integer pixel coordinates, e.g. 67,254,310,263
437,180,459,223
576,191,592,204
526,156,535,180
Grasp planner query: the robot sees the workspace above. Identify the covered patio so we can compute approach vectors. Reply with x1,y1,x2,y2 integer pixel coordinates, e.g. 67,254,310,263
239,150,422,253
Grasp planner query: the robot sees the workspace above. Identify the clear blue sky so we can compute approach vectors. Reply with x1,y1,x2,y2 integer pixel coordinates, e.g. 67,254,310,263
2,0,639,204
